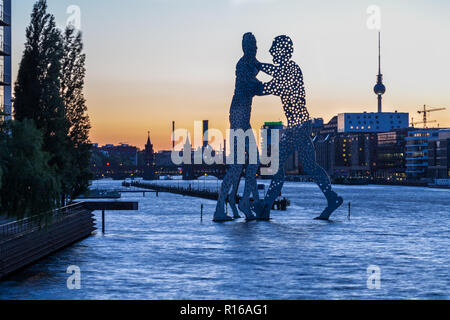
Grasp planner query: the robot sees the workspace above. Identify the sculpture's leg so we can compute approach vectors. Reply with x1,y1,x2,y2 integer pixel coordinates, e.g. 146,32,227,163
257,169,285,220
239,137,260,221
239,166,258,220
297,130,343,220
248,147,261,203
256,132,293,220
228,176,242,219
214,164,242,222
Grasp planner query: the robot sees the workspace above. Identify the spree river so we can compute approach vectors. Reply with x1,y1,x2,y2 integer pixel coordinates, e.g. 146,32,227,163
0,180,449,300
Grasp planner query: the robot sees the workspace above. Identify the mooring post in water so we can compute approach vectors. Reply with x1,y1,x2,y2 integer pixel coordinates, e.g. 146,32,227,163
348,202,351,220
201,204,204,222
102,209,105,233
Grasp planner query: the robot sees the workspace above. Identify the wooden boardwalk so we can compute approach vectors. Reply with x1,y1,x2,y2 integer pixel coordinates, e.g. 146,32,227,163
0,201,139,280
0,203,95,280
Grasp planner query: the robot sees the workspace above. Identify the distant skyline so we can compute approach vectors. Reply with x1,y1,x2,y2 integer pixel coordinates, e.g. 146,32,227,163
12,0,450,150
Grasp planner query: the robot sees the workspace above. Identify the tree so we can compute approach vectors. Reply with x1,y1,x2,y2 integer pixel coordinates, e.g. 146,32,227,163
0,120,60,220
61,26,93,198
13,1,44,122
14,0,70,205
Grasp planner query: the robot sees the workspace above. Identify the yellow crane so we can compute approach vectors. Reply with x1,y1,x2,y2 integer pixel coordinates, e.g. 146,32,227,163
417,105,446,128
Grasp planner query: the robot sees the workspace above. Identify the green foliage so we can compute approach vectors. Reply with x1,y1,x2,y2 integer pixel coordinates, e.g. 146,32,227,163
62,26,90,144
13,1,46,123
14,0,69,206
0,120,60,219
61,26,93,198
3,0,93,217
13,0,94,206
15,0,66,133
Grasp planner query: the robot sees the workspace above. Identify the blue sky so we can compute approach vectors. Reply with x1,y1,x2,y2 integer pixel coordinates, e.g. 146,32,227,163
12,0,450,149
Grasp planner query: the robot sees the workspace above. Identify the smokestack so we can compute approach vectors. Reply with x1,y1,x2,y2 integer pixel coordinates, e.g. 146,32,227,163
203,120,209,149
172,121,175,151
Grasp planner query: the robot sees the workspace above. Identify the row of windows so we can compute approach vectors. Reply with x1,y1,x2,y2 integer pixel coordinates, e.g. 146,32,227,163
378,153,405,159
410,133,433,137
347,114,404,120
350,126,374,130
349,120,404,125
349,126,402,130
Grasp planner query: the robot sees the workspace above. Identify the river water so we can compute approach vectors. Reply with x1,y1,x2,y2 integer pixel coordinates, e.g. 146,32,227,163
0,180,448,300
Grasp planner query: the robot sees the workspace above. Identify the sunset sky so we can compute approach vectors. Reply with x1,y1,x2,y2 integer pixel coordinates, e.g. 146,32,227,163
12,0,450,150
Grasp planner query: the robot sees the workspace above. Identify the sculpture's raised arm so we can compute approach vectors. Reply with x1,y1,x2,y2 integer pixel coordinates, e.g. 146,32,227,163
255,61,280,96
257,62,278,76
259,79,277,96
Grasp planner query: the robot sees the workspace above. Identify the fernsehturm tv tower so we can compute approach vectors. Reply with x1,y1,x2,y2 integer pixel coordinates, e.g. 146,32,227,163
373,32,386,113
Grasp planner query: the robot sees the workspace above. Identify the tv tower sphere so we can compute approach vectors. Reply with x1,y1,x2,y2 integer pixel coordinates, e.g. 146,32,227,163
374,80,386,96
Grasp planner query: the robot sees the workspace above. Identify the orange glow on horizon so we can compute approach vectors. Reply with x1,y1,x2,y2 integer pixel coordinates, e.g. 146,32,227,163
88,84,450,151
85,71,450,151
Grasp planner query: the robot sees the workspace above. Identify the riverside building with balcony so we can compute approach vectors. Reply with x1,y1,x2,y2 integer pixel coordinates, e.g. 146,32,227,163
405,129,439,179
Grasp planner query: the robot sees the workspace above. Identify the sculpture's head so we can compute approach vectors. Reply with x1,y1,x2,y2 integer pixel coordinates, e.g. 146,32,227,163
242,32,257,58
270,35,293,65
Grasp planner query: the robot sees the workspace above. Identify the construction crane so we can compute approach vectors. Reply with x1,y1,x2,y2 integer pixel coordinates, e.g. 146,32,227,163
417,105,446,128
410,118,437,128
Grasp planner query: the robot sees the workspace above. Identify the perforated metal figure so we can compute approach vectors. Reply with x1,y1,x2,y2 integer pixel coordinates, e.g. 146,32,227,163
255,35,343,220
213,32,263,222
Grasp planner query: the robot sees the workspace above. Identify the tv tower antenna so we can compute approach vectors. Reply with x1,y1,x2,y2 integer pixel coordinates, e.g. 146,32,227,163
373,32,386,113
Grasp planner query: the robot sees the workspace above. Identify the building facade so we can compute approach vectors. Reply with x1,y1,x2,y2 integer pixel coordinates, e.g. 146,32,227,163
0,0,11,121
260,121,283,156
375,129,408,180
427,130,450,179
98,144,138,166
337,112,409,133
332,133,378,178
405,129,439,179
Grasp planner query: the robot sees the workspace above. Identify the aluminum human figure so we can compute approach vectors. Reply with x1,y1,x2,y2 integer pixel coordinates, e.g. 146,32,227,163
255,35,343,220
213,33,262,222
